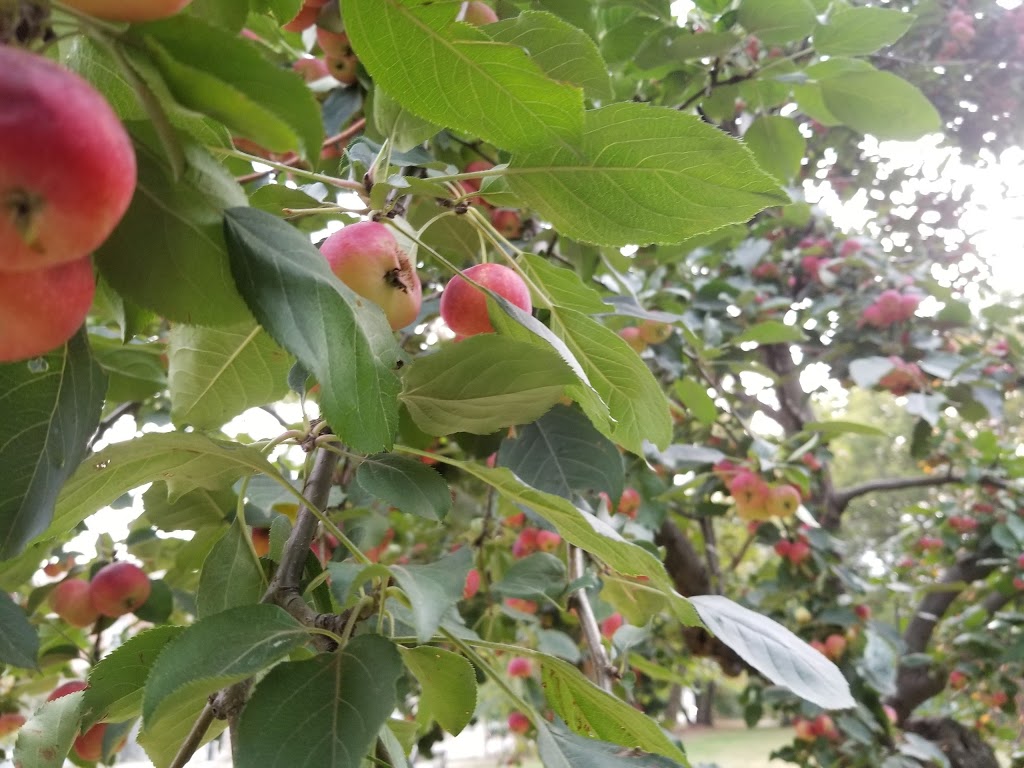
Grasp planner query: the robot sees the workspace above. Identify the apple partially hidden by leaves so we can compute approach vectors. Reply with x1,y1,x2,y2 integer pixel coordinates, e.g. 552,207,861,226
320,221,423,331
440,263,532,336
49,579,99,628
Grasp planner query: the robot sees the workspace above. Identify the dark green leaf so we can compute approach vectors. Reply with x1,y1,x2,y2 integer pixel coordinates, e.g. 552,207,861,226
389,549,473,643
492,552,567,600
537,721,687,768
224,207,402,453
235,635,402,768
401,646,477,736
508,103,787,247
196,515,266,617
0,591,38,669
141,483,232,531
0,331,106,559
345,0,583,151
356,454,452,520
690,595,855,710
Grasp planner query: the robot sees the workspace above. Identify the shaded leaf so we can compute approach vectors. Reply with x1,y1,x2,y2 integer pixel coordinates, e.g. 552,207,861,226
389,549,473,643
813,7,914,56
537,720,688,768
737,0,817,45
0,591,38,669
196,515,266,618
14,691,82,768
401,646,477,736
356,454,452,520
743,116,806,183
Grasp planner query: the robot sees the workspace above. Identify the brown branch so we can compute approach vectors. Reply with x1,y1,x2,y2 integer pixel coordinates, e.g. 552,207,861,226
87,401,140,451
832,472,1013,515
887,545,1002,723
168,703,217,768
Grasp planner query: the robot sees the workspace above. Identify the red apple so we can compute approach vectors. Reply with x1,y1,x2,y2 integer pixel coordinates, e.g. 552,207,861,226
729,471,771,520
507,711,530,734
0,256,96,362
618,327,646,353
853,604,871,621
512,528,538,559
490,208,523,239
49,579,100,628
812,714,840,741
463,1,498,25
504,598,537,614
463,568,481,599
439,263,532,336
793,717,816,741
600,613,624,639
1,48,135,274
48,681,88,701
89,561,151,618
73,722,125,762
460,160,495,206
292,56,330,82
824,634,847,661
788,540,811,566
767,484,801,519
507,657,532,677
638,320,672,344
61,0,191,21
252,527,270,558
949,669,968,690
0,713,25,737
617,487,641,519
1017,553,1024,569
536,530,561,553
319,221,423,330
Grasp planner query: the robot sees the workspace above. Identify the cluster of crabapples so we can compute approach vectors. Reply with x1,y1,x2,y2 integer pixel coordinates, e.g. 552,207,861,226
47,561,152,629
713,461,803,522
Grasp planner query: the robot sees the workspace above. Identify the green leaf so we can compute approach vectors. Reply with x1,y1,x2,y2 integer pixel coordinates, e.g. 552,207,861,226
82,626,185,728
859,629,898,697
0,331,106,559
848,356,896,389
813,7,914,56
372,88,442,153
399,335,576,437
400,646,477,736
454,462,699,626
224,207,402,454
804,420,888,437
139,15,322,158
637,28,740,66
141,483,232,531
508,103,787,247
487,11,613,101
389,549,473,643
537,721,687,768
96,128,251,327
737,0,817,45
731,320,806,345
133,577,174,624
492,552,567,600
168,322,293,430
39,433,282,548
743,116,806,183
0,591,38,669
819,69,941,141
196,515,266,617
673,378,718,426
521,254,609,314
345,0,583,152
235,635,402,768
540,655,689,763
551,309,672,454
90,337,167,402
497,404,624,502
689,595,855,710
14,691,82,768
355,454,452,521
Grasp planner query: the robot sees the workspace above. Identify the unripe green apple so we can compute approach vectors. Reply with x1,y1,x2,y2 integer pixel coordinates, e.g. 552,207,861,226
638,319,672,344
0,256,95,363
61,0,192,20
319,222,423,330
49,579,100,628
439,263,532,336
89,561,151,618
0,48,135,273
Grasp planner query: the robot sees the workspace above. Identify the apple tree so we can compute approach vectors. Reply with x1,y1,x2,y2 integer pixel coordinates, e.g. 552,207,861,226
0,0,1021,767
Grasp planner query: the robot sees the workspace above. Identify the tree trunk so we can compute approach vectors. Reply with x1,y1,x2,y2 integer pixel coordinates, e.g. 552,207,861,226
695,682,716,727
904,717,999,768
664,683,683,725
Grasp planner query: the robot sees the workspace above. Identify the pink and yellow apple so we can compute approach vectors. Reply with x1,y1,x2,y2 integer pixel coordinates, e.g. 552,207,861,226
49,579,100,628
439,263,532,336
89,561,151,618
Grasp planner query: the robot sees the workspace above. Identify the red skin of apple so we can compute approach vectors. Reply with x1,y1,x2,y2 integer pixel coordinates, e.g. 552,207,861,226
729,471,771,520
0,48,136,273
463,1,499,25
1018,553,1024,569
439,263,532,336
787,540,811,565
600,613,624,639
504,598,537,614
48,680,88,701
853,604,871,621
460,160,495,207
282,1,319,31
317,28,353,59
824,633,847,661
507,711,530,734
767,484,801,519
292,57,330,82
319,221,423,331
463,568,481,599
326,55,359,86
252,527,270,558
507,657,532,677
638,320,672,344
61,0,191,21
812,714,840,742
50,579,100,628
617,488,640,519
0,256,95,363
0,713,25,737
793,718,816,742
618,327,646,353
89,561,151,618
489,208,523,239
536,530,561,552
74,723,126,762
512,528,539,559
949,669,968,690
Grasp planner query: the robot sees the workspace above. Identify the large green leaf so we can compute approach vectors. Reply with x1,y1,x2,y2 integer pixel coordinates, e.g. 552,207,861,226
82,626,185,728
400,646,476,736
497,404,624,502
168,322,293,429
223,207,402,453
492,552,567,600
389,548,473,643
520,254,609,314
355,454,452,521
96,127,251,327
743,116,806,184
689,595,855,710
737,0,817,45
0,591,38,669
0,332,106,559
818,69,941,141
14,691,82,768
813,7,914,56
235,635,402,768
141,483,233,532
345,0,583,152
139,15,322,158
399,335,576,437
540,655,689,763
507,103,787,247
196,515,266,618
38,433,282,547
537,721,687,768
551,309,672,454
488,11,613,101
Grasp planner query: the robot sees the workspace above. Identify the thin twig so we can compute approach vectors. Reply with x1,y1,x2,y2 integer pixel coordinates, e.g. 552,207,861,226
570,547,614,691
168,703,217,768
87,401,140,451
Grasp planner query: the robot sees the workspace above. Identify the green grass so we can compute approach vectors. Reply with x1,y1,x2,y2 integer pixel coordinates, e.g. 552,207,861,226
681,724,792,768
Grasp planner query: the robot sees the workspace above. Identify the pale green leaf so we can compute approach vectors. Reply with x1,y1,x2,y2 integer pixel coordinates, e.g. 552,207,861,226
819,69,941,141
673,378,718,425
731,320,806,345
537,721,687,768
401,646,477,736
14,691,82,768
743,116,806,183
813,7,915,56
521,254,609,314
738,0,818,45
196,515,266,617
389,549,473,643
